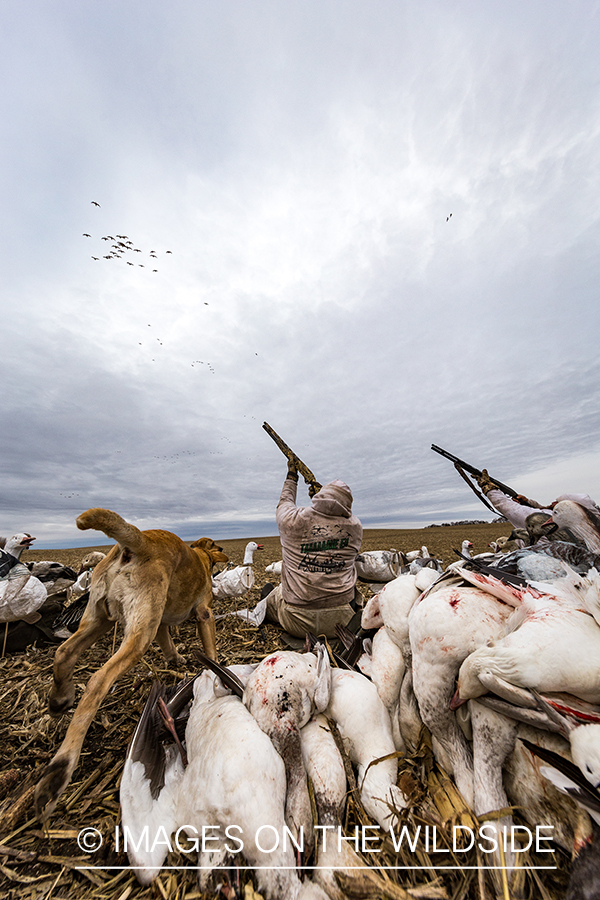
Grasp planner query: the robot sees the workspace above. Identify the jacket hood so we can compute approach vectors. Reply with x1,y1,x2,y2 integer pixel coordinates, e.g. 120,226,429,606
311,480,353,518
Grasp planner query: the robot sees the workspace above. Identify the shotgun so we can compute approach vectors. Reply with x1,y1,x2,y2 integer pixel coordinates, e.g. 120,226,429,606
263,422,322,493
431,444,520,499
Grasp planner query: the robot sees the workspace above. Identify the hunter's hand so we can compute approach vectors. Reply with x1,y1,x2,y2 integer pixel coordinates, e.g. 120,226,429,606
287,457,299,479
475,469,496,495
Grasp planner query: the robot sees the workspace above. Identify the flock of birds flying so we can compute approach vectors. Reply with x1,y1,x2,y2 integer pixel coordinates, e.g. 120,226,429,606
85,202,171,272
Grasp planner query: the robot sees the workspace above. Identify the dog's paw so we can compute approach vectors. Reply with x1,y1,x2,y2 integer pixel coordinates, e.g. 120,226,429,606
34,757,73,821
48,688,76,715
167,652,186,670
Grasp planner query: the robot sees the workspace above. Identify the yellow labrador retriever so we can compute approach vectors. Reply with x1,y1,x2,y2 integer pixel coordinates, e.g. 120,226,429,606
35,508,228,819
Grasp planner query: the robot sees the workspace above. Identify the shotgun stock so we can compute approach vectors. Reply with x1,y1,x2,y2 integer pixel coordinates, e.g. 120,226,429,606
263,422,322,492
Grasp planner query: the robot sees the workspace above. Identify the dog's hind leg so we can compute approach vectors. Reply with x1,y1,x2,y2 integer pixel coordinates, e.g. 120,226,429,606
35,620,160,821
49,614,113,714
155,623,185,668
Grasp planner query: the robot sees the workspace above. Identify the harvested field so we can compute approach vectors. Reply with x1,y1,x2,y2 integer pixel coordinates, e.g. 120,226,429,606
0,525,572,899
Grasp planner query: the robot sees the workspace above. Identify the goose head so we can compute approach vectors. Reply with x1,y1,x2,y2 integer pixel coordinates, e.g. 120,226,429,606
242,541,264,565
4,533,36,559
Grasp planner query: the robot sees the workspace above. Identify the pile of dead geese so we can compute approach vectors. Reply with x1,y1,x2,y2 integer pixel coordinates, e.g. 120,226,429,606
5,501,600,898
114,502,600,898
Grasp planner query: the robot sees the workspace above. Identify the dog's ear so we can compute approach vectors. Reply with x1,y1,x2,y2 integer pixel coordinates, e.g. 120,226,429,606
191,538,228,565
191,537,212,550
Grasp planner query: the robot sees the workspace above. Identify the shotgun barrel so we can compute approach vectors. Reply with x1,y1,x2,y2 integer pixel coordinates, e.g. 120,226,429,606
431,444,520,499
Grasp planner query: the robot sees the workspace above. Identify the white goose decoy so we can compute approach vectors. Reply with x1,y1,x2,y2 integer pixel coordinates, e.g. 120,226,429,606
405,545,428,562
212,541,264,599
355,549,404,583
77,550,107,574
0,534,47,624
243,647,331,856
265,559,282,575
325,668,407,831
460,539,473,559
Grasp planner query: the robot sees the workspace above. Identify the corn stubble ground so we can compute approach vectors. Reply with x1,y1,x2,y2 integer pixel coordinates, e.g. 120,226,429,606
0,524,571,899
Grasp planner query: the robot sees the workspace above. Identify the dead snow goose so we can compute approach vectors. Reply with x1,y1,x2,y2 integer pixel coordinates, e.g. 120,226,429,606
243,646,331,855
325,668,407,831
454,581,600,708
358,625,406,751
300,714,368,900
408,573,523,805
550,501,600,554
120,680,190,883
178,672,327,900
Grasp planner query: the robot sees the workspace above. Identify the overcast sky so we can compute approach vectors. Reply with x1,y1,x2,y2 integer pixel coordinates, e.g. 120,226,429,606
1,1,600,548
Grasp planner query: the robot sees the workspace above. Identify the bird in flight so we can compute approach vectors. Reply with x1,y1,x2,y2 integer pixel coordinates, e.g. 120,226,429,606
446,213,452,221
166,250,172,254
91,201,101,207
92,256,99,260
83,233,91,237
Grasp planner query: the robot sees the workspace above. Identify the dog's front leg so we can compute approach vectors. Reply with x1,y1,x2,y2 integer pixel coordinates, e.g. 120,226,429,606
196,605,217,660
155,623,185,668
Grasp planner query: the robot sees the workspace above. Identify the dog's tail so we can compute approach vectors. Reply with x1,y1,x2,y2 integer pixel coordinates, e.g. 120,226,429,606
76,508,145,553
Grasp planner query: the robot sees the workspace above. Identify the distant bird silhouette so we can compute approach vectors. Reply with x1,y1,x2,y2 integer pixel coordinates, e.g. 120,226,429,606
91,201,100,207
166,250,172,254
446,213,452,221
116,235,128,239
83,233,91,237
92,256,99,260
139,264,144,268
134,248,141,252
101,237,109,241
152,269,158,273
103,255,112,259
127,261,134,266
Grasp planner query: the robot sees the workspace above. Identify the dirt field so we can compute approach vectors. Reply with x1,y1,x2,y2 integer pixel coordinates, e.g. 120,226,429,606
23,521,513,574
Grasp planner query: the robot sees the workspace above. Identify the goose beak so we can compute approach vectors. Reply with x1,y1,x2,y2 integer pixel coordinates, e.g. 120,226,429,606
450,686,468,710
21,535,36,547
